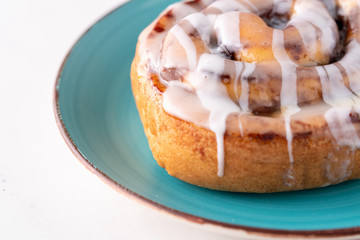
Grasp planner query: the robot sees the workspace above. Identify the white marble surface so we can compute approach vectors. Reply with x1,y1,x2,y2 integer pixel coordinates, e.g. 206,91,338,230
0,1,243,239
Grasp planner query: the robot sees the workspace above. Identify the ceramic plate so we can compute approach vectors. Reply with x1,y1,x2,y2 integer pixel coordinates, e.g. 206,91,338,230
54,0,360,238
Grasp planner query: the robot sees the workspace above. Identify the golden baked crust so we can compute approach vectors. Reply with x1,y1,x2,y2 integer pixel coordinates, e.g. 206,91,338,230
131,53,360,192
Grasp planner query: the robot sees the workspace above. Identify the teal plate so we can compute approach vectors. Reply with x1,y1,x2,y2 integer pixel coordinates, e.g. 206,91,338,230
54,0,360,238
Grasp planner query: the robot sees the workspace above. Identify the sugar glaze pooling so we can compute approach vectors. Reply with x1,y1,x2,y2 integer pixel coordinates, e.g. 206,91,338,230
138,0,360,183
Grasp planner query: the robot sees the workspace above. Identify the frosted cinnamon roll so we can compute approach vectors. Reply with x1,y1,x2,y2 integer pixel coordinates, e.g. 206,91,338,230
131,0,360,192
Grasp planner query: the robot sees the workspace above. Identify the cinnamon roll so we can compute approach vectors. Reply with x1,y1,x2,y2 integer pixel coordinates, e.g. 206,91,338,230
131,0,360,192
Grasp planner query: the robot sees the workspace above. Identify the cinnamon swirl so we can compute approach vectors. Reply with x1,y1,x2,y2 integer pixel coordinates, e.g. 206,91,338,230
131,0,360,192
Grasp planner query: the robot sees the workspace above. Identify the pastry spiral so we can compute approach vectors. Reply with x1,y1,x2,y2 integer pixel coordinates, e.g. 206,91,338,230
131,0,360,192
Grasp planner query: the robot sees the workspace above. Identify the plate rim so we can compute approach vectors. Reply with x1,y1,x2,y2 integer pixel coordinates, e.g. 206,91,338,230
53,0,360,238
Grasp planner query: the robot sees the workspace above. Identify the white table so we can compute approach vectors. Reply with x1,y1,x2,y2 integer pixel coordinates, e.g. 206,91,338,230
0,1,242,239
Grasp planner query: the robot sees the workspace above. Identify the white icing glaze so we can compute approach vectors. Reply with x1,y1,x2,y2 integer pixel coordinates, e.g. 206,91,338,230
272,0,293,15
272,29,300,184
191,54,241,176
209,0,250,13
239,62,255,113
214,12,242,50
289,20,317,63
184,13,213,44
316,65,360,148
139,2,198,70
326,159,351,183
325,108,360,148
233,62,243,100
234,62,246,137
272,30,298,108
292,0,338,57
163,81,209,128
241,0,259,13
169,25,198,71
339,40,360,94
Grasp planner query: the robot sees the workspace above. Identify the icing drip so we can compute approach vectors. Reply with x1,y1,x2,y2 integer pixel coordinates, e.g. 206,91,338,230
169,25,198,71
289,20,317,62
239,63,255,113
214,12,242,50
326,159,351,183
272,29,300,184
209,0,250,13
139,2,199,70
339,41,360,94
191,54,241,176
234,62,245,136
325,108,360,148
292,0,338,56
184,13,213,44
272,30,298,108
163,82,209,128
234,61,255,137
316,65,360,148
234,62,243,102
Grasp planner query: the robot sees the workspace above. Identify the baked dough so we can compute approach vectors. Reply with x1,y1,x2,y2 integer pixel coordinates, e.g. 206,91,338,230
131,0,360,192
